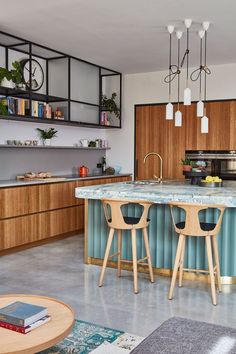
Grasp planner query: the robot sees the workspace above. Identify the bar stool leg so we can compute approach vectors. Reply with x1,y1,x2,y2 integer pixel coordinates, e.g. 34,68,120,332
99,228,115,287
212,236,222,292
117,229,122,277
169,234,185,300
131,229,138,294
179,237,186,287
206,236,217,305
142,227,154,283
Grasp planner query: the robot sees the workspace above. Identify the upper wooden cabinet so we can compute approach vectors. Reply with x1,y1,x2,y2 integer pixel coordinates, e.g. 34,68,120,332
186,101,236,150
135,104,186,180
135,100,236,180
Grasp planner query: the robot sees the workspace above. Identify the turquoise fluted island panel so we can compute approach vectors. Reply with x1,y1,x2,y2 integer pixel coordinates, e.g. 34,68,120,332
75,180,236,276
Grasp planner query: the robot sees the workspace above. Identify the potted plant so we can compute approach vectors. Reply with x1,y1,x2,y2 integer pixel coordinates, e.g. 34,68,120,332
0,99,8,116
36,128,58,146
0,61,24,88
102,92,120,121
181,158,192,172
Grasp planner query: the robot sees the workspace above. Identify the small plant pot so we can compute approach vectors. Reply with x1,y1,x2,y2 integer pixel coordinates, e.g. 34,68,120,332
182,165,192,172
1,78,14,88
43,139,51,146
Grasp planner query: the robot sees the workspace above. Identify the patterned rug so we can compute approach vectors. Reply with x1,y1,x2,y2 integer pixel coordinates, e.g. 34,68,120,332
39,319,143,354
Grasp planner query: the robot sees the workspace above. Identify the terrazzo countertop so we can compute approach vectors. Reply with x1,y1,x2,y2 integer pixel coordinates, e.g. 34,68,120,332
75,180,236,207
0,174,132,188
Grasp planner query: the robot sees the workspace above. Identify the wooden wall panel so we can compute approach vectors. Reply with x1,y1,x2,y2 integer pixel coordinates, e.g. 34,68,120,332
135,104,186,180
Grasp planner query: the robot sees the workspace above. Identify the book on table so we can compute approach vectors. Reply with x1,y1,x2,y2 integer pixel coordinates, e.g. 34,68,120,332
0,301,48,327
0,315,51,334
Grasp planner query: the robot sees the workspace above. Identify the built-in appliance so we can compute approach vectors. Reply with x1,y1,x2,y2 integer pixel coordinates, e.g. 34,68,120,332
185,150,236,180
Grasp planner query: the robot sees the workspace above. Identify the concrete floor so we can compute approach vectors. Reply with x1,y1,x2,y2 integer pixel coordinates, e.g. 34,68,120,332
1,234,236,337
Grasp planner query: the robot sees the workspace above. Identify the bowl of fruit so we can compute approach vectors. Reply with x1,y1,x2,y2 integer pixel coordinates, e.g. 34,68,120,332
199,176,223,187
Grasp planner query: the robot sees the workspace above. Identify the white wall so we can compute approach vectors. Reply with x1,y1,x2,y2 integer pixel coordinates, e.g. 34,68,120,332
0,120,106,146
106,63,236,175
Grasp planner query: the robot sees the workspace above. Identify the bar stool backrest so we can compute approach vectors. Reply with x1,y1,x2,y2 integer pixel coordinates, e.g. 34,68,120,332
169,202,226,236
102,199,152,230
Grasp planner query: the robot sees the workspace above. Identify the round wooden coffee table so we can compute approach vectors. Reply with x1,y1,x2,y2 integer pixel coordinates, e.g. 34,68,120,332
0,294,75,354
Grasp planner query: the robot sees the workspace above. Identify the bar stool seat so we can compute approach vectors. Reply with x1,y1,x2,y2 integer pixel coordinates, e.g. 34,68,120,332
169,202,226,305
108,217,150,225
99,199,154,293
176,221,216,231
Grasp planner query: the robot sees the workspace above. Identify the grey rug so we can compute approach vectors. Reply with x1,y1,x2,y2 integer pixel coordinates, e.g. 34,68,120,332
130,317,236,354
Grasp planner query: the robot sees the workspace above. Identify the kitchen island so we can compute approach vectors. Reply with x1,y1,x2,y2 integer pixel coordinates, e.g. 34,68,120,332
75,180,236,283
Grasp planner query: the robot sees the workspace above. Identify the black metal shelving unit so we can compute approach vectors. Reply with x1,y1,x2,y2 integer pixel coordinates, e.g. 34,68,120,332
0,30,122,129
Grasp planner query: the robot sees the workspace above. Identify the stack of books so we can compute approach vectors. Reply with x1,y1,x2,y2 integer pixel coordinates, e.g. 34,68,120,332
0,301,51,334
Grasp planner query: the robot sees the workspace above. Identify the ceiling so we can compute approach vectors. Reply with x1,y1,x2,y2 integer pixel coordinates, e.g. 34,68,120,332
1,0,236,73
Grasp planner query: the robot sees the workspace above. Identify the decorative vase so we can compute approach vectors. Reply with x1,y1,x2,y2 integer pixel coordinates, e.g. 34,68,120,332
43,139,51,146
1,78,14,88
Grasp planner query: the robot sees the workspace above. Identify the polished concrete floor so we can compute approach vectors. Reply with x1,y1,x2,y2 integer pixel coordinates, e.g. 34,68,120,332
1,234,236,337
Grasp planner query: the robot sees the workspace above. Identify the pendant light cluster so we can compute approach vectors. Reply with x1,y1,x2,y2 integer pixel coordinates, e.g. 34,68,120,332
164,19,211,133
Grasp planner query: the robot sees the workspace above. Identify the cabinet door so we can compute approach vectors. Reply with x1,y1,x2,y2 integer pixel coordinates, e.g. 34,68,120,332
186,101,234,150
135,104,186,180
0,205,84,250
207,101,232,150
229,101,236,150
185,103,207,150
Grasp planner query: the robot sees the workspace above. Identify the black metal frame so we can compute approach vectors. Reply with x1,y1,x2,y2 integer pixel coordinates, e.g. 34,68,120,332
0,30,122,129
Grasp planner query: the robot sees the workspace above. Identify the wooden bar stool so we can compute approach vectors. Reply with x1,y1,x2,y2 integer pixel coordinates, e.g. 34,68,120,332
168,202,225,305
99,199,154,293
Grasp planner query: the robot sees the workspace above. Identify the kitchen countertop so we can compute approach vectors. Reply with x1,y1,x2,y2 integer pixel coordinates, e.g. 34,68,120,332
0,174,132,188
75,179,236,207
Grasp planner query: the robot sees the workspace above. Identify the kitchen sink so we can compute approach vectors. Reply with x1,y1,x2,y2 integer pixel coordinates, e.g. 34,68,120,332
126,180,161,185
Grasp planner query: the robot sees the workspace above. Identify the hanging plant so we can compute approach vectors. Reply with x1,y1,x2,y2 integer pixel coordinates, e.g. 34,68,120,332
102,92,120,118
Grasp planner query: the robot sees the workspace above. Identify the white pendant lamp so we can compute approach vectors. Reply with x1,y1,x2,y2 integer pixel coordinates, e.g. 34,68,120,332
175,109,182,127
197,30,205,117
166,25,175,120
201,23,210,133
201,114,209,133
175,31,183,127
197,100,204,117
184,87,191,105
166,102,173,120
183,19,192,106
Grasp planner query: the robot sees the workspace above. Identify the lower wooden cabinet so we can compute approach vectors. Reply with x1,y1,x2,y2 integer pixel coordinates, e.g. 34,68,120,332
0,176,131,252
0,206,84,250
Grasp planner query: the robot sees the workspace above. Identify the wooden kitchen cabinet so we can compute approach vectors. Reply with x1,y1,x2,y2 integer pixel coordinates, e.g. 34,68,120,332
135,100,236,179
135,104,186,180
0,175,131,253
186,101,234,150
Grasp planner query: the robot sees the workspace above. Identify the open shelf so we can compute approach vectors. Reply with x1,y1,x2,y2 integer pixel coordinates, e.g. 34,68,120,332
0,115,121,128
0,30,122,128
0,144,111,150
0,86,68,103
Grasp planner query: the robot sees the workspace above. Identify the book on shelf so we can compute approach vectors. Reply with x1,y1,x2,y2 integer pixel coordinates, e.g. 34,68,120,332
0,315,51,334
0,301,47,327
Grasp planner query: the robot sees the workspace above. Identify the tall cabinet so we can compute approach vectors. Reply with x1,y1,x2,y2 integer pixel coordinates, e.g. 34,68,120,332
135,100,236,180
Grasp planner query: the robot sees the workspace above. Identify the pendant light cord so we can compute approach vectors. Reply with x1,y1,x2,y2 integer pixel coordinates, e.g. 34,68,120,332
186,28,189,86
177,37,180,110
169,33,171,101
204,31,207,102
199,37,202,100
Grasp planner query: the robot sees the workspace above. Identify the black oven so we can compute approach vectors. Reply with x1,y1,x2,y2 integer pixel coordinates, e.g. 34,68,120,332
185,150,236,180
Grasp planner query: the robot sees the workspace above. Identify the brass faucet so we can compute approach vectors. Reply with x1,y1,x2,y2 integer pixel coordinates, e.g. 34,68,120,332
143,152,163,183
